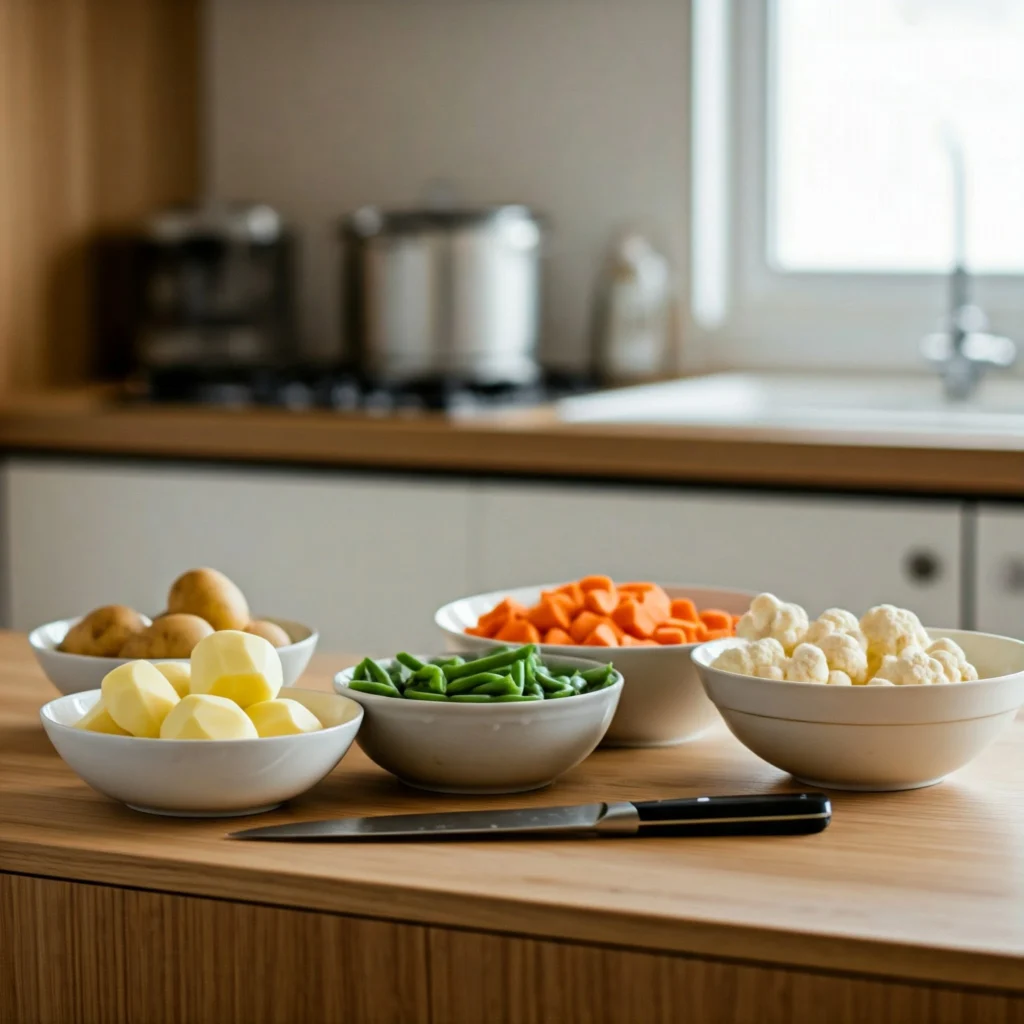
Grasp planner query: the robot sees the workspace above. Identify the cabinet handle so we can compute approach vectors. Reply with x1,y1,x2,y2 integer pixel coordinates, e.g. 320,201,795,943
903,549,942,586
1004,559,1024,594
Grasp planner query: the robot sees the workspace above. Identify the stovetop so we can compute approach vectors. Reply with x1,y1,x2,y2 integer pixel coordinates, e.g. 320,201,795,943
129,366,597,416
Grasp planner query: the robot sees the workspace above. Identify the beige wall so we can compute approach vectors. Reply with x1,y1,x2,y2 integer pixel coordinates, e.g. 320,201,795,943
207,0,690,367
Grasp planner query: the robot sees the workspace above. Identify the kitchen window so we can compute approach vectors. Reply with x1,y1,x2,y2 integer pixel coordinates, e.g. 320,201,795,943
690,0,1024,372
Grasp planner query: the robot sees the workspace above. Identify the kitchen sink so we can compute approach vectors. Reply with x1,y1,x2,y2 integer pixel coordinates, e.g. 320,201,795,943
556,373,1024,437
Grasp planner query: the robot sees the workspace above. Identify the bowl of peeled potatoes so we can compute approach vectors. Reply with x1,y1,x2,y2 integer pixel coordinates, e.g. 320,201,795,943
29,568,318,695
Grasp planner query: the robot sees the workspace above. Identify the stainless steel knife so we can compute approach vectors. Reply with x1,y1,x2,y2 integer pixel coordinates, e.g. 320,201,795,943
229,792,831,841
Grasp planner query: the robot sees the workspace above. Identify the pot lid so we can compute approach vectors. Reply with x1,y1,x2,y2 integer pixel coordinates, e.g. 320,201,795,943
344,204,544,237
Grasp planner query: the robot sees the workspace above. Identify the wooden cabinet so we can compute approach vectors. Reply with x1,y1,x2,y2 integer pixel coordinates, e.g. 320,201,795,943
474,483,964,623
4,458,473,653
976,506,1024,638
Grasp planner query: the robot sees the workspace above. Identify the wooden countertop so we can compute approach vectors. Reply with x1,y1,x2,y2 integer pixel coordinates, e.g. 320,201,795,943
3,633,1023,992
2,388,1024,495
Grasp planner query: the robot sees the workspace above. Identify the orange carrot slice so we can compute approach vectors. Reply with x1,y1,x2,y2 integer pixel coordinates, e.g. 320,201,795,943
699,609,732,631
583,622,619,647
612,598,656,639
669,597,699,623
478,598,527,631
543,627,573,646
705,628,733,640
528,597,572,632
641,585,672,623
496,618,541,644
569,610,604,643
584,588,618,616
653,626,688,645
578,575,614,593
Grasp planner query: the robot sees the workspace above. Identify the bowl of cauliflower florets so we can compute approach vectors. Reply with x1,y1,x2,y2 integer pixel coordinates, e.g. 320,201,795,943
691,593,1024,791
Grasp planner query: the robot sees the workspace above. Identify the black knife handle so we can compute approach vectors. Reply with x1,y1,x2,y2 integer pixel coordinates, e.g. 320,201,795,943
631,792,831,837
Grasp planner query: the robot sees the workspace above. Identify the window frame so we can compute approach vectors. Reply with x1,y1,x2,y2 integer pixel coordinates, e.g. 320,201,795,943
686,0,1024,374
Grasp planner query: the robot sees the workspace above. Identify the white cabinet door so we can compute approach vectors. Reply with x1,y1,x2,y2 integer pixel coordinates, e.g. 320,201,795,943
473,484,963,624
976,507,1024,638
6,458,472,653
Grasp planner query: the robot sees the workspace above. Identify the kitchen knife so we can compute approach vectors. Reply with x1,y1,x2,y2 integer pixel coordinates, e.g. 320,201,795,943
229,792,831,841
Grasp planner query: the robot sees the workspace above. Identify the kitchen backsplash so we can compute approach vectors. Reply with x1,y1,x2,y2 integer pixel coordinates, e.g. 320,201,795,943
207,0,690,366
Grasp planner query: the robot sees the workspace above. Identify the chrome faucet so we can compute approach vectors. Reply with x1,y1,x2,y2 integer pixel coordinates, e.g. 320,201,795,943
920,132,1016,401
920,266,1017,402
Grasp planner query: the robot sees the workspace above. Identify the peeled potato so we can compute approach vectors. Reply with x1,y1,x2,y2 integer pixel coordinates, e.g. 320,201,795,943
190,630,282,709
118,614,213,659
160,694,258,740
75,698,130,736
244,620,291,648
154,661,192,698
247,698,322,737
101,661,180,738
59,605,146,657
167,568,249,632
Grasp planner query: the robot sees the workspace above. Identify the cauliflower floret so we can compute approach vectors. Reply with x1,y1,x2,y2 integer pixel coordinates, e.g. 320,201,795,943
785,642,829,684
827,670,853,685
816,631,869,684
926,638,979,683
748,638,787,680
868,645,946,686
736,593,809,653
867,676,895,686
711,638,786,679
860,604,930,661
711,645,753,676
804,608,868,651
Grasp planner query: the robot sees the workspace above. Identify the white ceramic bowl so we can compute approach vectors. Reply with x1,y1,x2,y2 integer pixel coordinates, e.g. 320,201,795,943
692,628,1024,791
435,584,756,746
334,653,623,794
40,687,363,816
29,616,319,696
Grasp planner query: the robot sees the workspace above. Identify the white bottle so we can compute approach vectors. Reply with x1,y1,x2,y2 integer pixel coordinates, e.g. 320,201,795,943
593,233,674,382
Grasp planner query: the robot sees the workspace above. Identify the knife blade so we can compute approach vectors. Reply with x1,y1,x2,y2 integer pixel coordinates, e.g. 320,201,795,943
229,792,830,841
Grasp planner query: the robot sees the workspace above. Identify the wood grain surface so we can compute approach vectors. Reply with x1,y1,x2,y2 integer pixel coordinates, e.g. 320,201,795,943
428,929,1024,1024
0,0,199,390
3,873,1022,1024
1,633,1023,993
2,390,1024,495
0,873,428,1024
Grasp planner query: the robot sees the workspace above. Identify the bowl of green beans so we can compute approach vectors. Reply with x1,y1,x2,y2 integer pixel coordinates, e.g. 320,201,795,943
334,645,623,794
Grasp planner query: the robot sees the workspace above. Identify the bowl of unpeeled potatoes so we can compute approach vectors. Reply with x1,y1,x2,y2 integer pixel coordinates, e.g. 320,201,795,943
28,568,318,695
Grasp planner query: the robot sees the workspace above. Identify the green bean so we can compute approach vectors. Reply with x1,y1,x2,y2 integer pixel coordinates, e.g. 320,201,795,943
386,662,408,686
545,686,576,699
524,679,545,699
586,673,619,693
396,652,426,672
348,680,403,698
405,689,449,702
351,658,372,682
493,694,542,702
449,694,494,703
535,668,571,693
579,664,615,686
470,674,519,696
445,644,535,680
431,655,465,670
509,660,526,696
408,664,446,695
364,658,393,687
446,671,506,696
567,673,588,693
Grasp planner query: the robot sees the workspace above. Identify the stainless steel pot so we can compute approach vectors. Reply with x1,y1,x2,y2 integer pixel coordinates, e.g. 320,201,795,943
342,205,544,384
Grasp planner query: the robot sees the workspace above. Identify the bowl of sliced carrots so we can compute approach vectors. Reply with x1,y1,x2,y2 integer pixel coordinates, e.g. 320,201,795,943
435,577,757,746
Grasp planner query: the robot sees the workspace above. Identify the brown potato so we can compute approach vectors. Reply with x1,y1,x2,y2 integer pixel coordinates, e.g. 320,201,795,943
244,619,292,648
166,568,249,632
59,605,146,657
118,613,214,659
